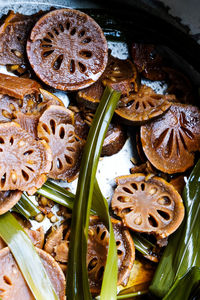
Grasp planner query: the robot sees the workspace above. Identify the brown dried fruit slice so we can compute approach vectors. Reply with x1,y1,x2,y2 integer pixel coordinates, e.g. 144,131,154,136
163,67,195,104
111,174,185,239
115,85,174,124
0,122,52,194
27,8,108,90
0,190,22,215
140,104,200,174
0,247,65,300
131,43,166,81
14,111,40,139
88,217,135,294
37,105,83,181
0,11,39,65
77,55,139,110
37,89,64,113
0,73,41,100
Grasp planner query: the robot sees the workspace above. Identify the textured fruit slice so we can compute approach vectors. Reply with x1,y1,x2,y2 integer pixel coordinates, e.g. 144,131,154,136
131,43,166,81
77,55,139,109
88,217,135,294
37,105,83,181
111,174,185,239
141,104,200,174
115,85,174,124
0,122,52,194
27,8,108,90
0,11,40,65
0,247,65,300
14,111,40,139
0,73,41,100
0,190,22,215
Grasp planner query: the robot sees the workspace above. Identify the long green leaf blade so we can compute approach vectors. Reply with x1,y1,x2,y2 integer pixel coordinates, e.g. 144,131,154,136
150,159,200,298
13,193,40,219
93,179,118,300
66,87,121,300
0,212,59,300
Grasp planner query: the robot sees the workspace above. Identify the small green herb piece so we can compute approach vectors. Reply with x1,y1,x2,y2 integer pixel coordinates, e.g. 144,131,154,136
13,193,40,219
66,87,121,300
0,212,59,300
150,159,200,298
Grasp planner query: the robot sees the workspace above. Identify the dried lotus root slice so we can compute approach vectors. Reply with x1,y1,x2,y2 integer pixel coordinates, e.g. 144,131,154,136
111,174,185,239
88,217,135,294
0,122,52,195
77,55,139,110
14,111,40,139
102,56,139,94
37,89,64,113
140,104,200,174
0,247,65,300
115,85,174,124
27,8,108,91
0,190,22,215
37,105,83,181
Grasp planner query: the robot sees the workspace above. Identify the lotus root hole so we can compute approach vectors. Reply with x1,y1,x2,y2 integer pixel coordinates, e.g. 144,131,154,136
79,50,92,59
96,226,100,235
117,249,123,256
0,137,4,144
47,32,54,38
59,24,64,32
78,62,87,73
53,55,63,70
121,208,131,214
22,170,29,181
116,240,121,246
59,127,65,139
1,173,6,187
66,146,75,152
3,276,12,286
131,183,138,190
141,183,145,191
57,158,63,170
157,210,170,220
97,266,104,281
122,187,133,194
78,30,85,38
42,50,54,58
65,155,73,165
82,37,91,44
100,231,106,241
42,123,51,134
88,257,98,271
50,119,56,134
66,22,70,30
0,288,5,294
70,28,76,36
148,215,158,227
53,28,59,35
23,150,33,156
70,60,75,73
117,196,130,202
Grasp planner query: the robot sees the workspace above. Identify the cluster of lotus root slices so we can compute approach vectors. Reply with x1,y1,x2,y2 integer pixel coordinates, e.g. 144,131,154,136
0,7,199,298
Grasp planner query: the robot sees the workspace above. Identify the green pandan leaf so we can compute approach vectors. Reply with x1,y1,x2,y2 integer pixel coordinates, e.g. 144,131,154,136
150,159,200,298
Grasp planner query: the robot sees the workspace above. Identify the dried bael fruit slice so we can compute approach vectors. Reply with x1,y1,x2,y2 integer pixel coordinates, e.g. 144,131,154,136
111,174,184,239
37,105,83,181
27,8,108,90
88,217,135,294
0,190,22,215
0,122,52,195
0,11,39,65
140,104,200,174
0,247,65,300
131,43,166,81
77,55,139,110
0,73,41,100
115,85,174,124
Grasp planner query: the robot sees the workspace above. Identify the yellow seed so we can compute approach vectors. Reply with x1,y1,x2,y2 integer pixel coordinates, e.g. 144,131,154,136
68,106,80,113
11,172,17,184
134,216,142,225
10,64,19,71
50,215,57,223
9,103,16,111
158,198,165,205
14,50,23,58
2,110,12,119
35,213,44,222
88,229,94,236
40,196,48,206
47,212,54,219
113,70,121,75
149,188,157,195
110,76,117,82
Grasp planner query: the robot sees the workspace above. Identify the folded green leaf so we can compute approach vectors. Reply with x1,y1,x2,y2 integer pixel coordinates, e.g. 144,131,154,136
163,267,200,300
93,179,118,300
0,212,59,300
150,159,200,298
132,233,156,257
66,87,121,300
13,193,40,219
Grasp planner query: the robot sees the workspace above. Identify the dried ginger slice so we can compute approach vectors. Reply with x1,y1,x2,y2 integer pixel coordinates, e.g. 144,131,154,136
140,104,200,174
115,85,174,124
111,174,184,239
0,122,52,195
37,105,83,181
